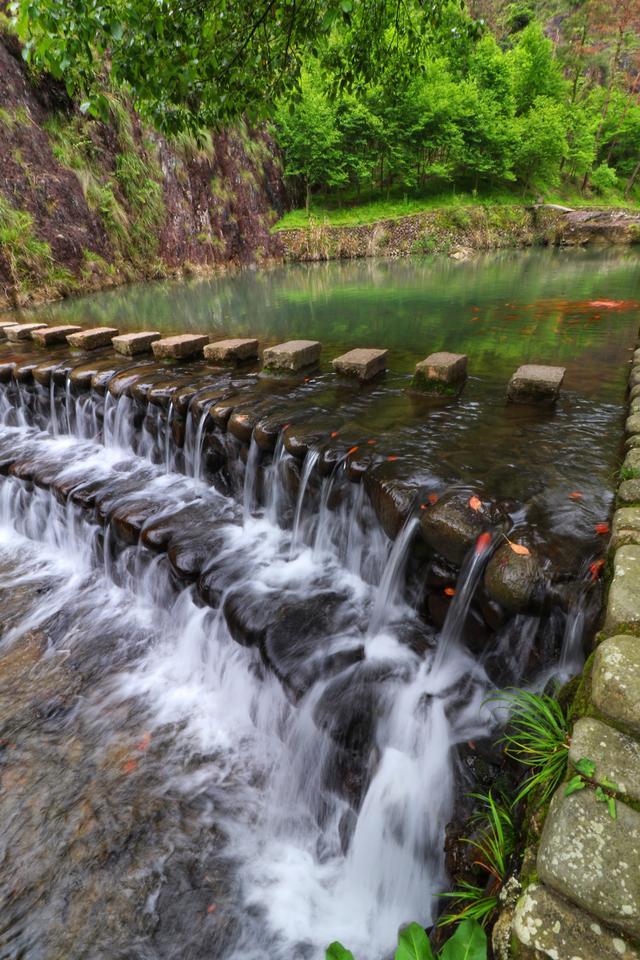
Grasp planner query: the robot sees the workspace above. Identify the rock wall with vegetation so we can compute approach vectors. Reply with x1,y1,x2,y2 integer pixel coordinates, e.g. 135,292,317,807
276,205,640,262
505,346,640,959
0,30,287,310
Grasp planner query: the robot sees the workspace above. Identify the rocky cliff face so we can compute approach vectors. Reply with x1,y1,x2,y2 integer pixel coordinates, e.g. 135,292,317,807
0,29,287,310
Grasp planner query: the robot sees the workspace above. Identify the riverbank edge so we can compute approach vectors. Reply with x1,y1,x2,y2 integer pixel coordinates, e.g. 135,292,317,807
502,344,640,959
275,204,640,262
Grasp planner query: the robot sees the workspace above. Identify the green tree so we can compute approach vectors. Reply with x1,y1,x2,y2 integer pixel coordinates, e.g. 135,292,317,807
513,96,568,190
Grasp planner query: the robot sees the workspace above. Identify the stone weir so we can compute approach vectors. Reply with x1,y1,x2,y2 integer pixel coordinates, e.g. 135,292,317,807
0,324,592,700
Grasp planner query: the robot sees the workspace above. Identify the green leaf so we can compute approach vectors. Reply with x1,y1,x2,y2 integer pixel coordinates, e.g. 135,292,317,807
607,796,617,820
574,757,595,778
564,775,586,797
439,918,487,960
326,943,355,960
600,776,620,792
594,786,607,803
395,922,434,960
341,0,353,12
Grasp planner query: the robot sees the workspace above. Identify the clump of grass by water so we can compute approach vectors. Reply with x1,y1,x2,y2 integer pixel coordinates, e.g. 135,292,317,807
0,195,72,302
492,688,570,806
439,791,515,928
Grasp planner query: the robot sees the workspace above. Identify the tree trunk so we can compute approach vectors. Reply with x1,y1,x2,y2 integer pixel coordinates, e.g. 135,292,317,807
305,179,311,214
625,157,640,197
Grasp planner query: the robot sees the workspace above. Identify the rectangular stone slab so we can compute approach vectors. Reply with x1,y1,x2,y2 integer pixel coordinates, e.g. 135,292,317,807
151,334,209,359
6,323,48,341
604,545,640,635
537,788,640,940
592,635,640,735
332,348,388,381
31,324,82,346
507,363,565,402
513,883,640,960
415,352,467,384
570,716,640,801
263,339,321,371
67,327,119,350
0,323,19,340
204,338,259,363
112,331,162,356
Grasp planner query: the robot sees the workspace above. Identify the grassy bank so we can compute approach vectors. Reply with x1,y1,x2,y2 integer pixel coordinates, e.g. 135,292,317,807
273,190,640,231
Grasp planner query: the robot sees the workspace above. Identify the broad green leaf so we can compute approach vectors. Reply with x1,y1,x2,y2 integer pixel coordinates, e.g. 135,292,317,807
607,796,617,821
326,943,355,960
595,786,607,803
439,918,487,960
574,757,595,778
395,922,434,960
564,775,586,797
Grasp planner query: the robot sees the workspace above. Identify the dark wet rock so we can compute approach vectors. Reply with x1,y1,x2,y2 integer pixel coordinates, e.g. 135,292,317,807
0,358,20,382
140,504,209,552
283,423,330,460
13,358,39,383
209,395,243,430
33,358,67,386
227,404,265,444
318,444,346,477
424,557,459,588
202,434,226,477
67,356,120,391
254,412,302,451
261,593,354,698
484,542,543,613
167,530,223,581
479,596,508,632
131,370,179,403
107,364,162,398
147,377,189,409
313,663,387,752
223,588,272,646
347,450,378,483
364,466,417,540
9,457,61,489
111,499,164,545
419,492,490,564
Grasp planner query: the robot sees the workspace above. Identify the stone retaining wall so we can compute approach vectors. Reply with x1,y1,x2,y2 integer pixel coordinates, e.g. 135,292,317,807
276,206,640,262
508,336,640,959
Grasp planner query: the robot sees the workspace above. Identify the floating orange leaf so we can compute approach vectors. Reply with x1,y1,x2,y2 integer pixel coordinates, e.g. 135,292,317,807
367,439,377,445
330,431,339,438
595,523,610,535
420,503,427,510
568,492,583,501
136,732,151,752
590,559,605,581
508,542,531,556
207,904,218,914
346,446,359,456
444,586,456,597
386,455,399,462
469,495,482,511
121,758,138,775
427,493,439,505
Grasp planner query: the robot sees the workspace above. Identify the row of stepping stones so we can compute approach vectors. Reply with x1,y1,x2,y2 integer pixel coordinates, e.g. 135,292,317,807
0,321,566,400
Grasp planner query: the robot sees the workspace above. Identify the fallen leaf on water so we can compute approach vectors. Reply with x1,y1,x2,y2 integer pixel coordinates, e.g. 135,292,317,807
568,492,583,501
207,905,217,914
346,446,359,456
136,732,151,751
367,439,377,445
444,587,456,597
590,559,605,581
427,493,439,504
588,300,625,309
509,542,531,556
469,495,482,511
303,377,310,382
330,431,339,438
121,758,138,775
386,455,399,462
595,523,610,535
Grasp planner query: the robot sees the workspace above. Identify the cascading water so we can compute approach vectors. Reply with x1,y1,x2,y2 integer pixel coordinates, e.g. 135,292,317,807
0,366,588,960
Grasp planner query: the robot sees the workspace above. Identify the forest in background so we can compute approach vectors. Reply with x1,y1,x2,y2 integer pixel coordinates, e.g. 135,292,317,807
274,0,640,215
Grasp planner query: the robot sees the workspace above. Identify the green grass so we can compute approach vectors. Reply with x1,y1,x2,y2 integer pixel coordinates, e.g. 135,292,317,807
273,186,640,230
0,195,73,301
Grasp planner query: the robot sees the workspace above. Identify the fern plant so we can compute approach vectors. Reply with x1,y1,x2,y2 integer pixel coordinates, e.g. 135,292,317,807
492,688,570,806
327,917,486,959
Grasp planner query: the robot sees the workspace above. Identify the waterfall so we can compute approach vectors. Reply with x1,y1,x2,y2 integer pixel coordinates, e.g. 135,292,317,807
368,516,418,636
290,447,320,555
243,434,261,523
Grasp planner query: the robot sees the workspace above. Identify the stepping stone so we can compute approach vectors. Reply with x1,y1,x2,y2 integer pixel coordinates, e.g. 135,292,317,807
611,507,640,550
6,322,47,341
537,788,640,940
263,339,321,372
151,334,209,360
513,883,640,960
592,635,640,736
570,716,640,802
412,352,467,392
604,545,640,635
204,338,259,364
67,327,119,350
112,331,161,356
332,348,388,382
31,324,82,346
0,322,19,339
507,363,565,402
